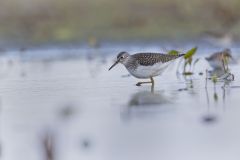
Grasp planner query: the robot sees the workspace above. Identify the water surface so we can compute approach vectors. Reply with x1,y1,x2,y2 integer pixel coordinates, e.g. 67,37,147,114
1,43,240,160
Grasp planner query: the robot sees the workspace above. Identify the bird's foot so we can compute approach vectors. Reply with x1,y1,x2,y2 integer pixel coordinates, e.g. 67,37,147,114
136,82,152,86
136,82,142,86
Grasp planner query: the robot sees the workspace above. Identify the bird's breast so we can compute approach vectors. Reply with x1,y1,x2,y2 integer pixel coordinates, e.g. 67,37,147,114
127,62,169,79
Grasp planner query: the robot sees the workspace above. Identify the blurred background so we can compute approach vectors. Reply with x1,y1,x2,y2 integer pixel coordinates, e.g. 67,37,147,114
1,0,240,45
2,1,240,160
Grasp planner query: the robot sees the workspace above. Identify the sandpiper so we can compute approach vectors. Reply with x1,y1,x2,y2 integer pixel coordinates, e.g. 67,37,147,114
109,51,184,86
205,48,234,70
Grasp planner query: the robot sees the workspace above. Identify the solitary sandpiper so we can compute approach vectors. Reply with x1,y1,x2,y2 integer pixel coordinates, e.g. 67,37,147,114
109,51,184,86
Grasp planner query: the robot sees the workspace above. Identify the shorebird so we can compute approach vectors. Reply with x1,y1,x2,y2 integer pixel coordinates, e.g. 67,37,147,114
109,51,184,86
205,48,234,70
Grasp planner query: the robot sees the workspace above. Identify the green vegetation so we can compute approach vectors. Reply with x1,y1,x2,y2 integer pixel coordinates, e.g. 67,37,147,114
182,47,199,75
168,50,180,56
169,47,198,75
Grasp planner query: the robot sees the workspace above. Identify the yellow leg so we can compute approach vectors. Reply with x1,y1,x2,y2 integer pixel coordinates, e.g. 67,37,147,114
136,77,154,86
150,77,155,93
150,77,154,86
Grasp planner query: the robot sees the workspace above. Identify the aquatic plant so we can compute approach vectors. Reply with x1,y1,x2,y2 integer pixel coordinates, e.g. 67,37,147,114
168,47,198,75
168,50,180,56
182,47,198,75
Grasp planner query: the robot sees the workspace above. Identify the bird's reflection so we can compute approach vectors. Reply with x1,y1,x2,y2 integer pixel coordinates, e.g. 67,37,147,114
208,68,226,77
205,75,232,111
177,78,199,97
121,90,172,120
207,68,234,81
202,81,230,125
128,91,170,107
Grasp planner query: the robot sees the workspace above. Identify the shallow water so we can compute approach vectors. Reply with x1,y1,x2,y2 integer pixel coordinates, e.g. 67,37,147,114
1,43,240,160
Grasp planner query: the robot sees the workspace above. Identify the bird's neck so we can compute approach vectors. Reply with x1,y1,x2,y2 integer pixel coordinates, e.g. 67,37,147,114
123,56,137,70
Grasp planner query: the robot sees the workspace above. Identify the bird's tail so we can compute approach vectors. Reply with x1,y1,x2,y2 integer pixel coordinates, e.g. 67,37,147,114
179,54,185,57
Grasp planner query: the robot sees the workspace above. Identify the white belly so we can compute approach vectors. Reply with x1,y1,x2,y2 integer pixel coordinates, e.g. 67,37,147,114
128,62,170,79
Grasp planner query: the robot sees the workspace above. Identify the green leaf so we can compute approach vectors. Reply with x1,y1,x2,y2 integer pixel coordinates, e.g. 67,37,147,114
184,47,197,59
168,50,180,55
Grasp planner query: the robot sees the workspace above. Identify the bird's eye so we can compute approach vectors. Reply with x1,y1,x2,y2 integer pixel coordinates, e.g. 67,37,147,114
121,56,124,59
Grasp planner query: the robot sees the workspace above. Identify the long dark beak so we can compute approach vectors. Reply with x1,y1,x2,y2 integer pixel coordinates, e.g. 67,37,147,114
109,59,120,71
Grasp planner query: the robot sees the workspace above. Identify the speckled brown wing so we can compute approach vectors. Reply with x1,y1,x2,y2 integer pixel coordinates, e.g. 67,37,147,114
206,52,222,61
132,53,184,66
206,51,232,61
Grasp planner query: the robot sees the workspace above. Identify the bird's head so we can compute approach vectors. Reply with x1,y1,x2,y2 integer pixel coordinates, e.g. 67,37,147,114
223,48,232,58
109,51,130,70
